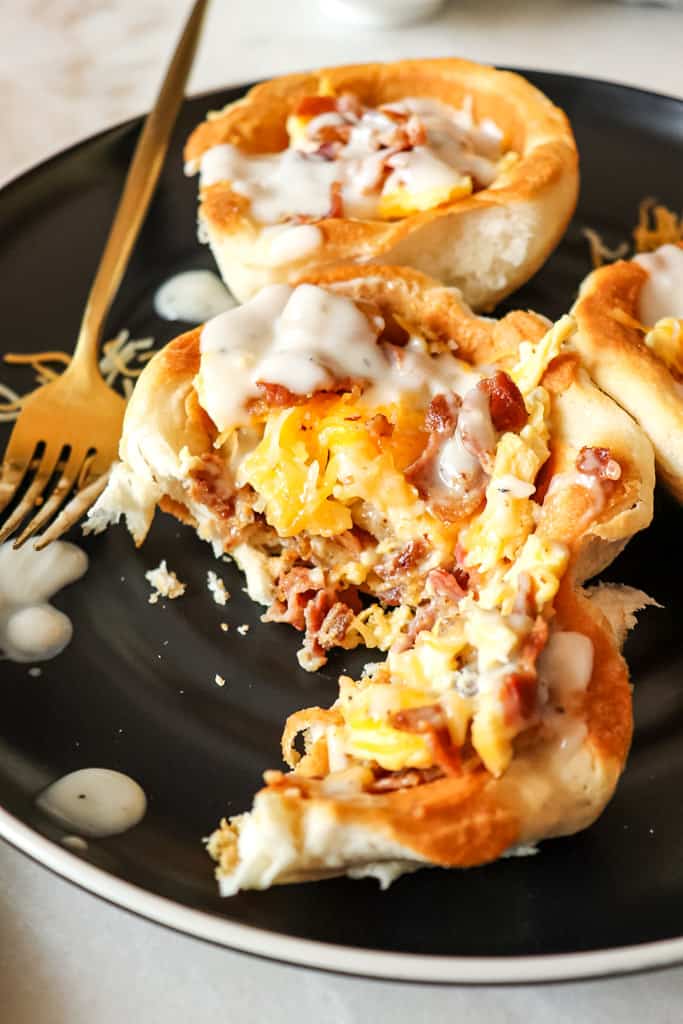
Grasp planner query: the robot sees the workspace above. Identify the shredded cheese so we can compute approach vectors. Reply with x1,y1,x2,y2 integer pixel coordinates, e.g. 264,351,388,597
634,198,683,253
582,227,628,270
0,329,155,422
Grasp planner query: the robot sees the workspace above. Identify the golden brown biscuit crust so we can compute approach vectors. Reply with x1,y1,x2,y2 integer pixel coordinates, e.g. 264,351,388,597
571,245,683,500
185,59,578,309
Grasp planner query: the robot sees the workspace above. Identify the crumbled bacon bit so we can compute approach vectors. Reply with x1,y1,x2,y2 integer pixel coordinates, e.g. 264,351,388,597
377,104,410,123
576,446,622,482
264,566,321,630
479,371,528,433
404,393,461,497
188,452,235,520
501,615,548,726
254,382,299,408
336,92,363,118
265,566,360,667
315,122,352,147
501,672,538,723
293,95,338,118
390,704,462,775
520,615,549,674
328,180,344,219
369,765,445,792
317,601,356,648
390,601,438,654
301,590,359,668
375,539,428,580
425,392,461,434
427,568,468,603
367,412,393,443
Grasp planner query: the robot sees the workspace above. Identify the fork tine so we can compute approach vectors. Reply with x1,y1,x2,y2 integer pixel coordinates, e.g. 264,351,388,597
0,444,64,544
33,469,111,551
0,450,35,517
12,449,87,549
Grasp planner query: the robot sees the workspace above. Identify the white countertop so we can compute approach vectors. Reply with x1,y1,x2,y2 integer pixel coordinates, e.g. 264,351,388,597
2,1,683,1020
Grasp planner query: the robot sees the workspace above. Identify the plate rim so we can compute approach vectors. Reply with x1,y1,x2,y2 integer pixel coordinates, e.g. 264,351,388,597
3,804,683,984
2,68,683,984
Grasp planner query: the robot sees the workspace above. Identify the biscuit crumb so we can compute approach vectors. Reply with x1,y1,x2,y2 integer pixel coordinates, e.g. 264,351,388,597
207,570,230,606
220,622,229,632
145,561,186,604
215,673,226,687
237,623,250,636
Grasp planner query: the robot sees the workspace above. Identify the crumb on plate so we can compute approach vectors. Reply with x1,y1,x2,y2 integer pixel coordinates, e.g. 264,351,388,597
207,570,230,606
145,560,186,604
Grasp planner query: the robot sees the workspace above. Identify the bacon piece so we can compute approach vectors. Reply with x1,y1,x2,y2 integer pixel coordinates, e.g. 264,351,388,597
576,446,622,482
358,148,400,194
374,539,428,581
369,765,444,793
265,565,361,668
478,371,528,433
367,413,393,443
336,92,363,118
253,381,300,408
301,590,360,669
519,615,549,675
404,393,461,497
427,567,468,603
315,122,352,146
426,392,461,433
377,104,410,124
327,181,344,219
501,672,538,723
390,704,462,775
457,386,497,466
317,601,356,649
187,452,235,520
293,95,338,118
390,601,438,654
264,566,322,630
390,566,468,654
501,615,548,726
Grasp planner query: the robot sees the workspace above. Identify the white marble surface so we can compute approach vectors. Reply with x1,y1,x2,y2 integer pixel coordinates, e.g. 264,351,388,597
2,1,683,1021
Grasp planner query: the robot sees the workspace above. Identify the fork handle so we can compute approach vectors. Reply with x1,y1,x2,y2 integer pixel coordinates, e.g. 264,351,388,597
71,0,209,378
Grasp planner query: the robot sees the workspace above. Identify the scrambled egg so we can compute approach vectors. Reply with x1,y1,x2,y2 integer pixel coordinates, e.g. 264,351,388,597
644,317,683,377
237,393,454,554
230,313,573,779
377,180,472,220
321,319,574,778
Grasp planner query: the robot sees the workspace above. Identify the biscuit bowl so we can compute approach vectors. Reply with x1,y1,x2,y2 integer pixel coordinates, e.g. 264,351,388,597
571,242,683,501
84,263,655,893
184,58,578,310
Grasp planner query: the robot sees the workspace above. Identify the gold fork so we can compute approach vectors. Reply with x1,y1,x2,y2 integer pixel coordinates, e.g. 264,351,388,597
0,0,209,551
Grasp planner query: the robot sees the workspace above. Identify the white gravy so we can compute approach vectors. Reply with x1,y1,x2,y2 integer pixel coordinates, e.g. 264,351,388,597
197,284,480,434
195,96,503,225
634,244,683,324
259,224,323,267
0,541,88,662
154,270,236,323
37,768,147,838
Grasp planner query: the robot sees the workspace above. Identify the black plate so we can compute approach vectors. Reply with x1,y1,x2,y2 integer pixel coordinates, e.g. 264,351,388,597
1,71,683,984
